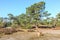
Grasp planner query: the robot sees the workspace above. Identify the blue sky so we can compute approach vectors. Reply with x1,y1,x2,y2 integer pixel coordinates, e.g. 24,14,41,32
0,0,60,17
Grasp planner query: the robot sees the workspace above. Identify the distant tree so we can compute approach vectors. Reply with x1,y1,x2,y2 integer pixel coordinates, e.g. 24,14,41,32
0,17,4,28
56,13,60,26
56,13,60,19
42,11,51,25
8,13,14,24
8,13,19,27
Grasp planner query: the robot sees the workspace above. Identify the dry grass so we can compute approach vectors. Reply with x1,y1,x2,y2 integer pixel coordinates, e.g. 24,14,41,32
0,32,60,40
0,28,60,40
29,33,60,40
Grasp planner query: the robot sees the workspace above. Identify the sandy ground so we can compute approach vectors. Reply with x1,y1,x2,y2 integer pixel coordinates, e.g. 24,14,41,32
0,29,60,40
39,29,60,34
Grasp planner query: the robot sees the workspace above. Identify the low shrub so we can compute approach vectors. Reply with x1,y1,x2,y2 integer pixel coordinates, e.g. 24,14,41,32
3,27,17,35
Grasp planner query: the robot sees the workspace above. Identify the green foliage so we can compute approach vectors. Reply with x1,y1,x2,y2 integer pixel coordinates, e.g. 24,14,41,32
56,13,60,19
0,1,60,29
26,1,45,27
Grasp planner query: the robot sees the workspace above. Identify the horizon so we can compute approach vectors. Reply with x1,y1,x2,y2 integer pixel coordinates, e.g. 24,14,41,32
0,0,60,17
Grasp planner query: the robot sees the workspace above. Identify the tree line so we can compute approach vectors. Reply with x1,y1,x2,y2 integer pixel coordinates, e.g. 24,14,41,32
0,1,60,29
